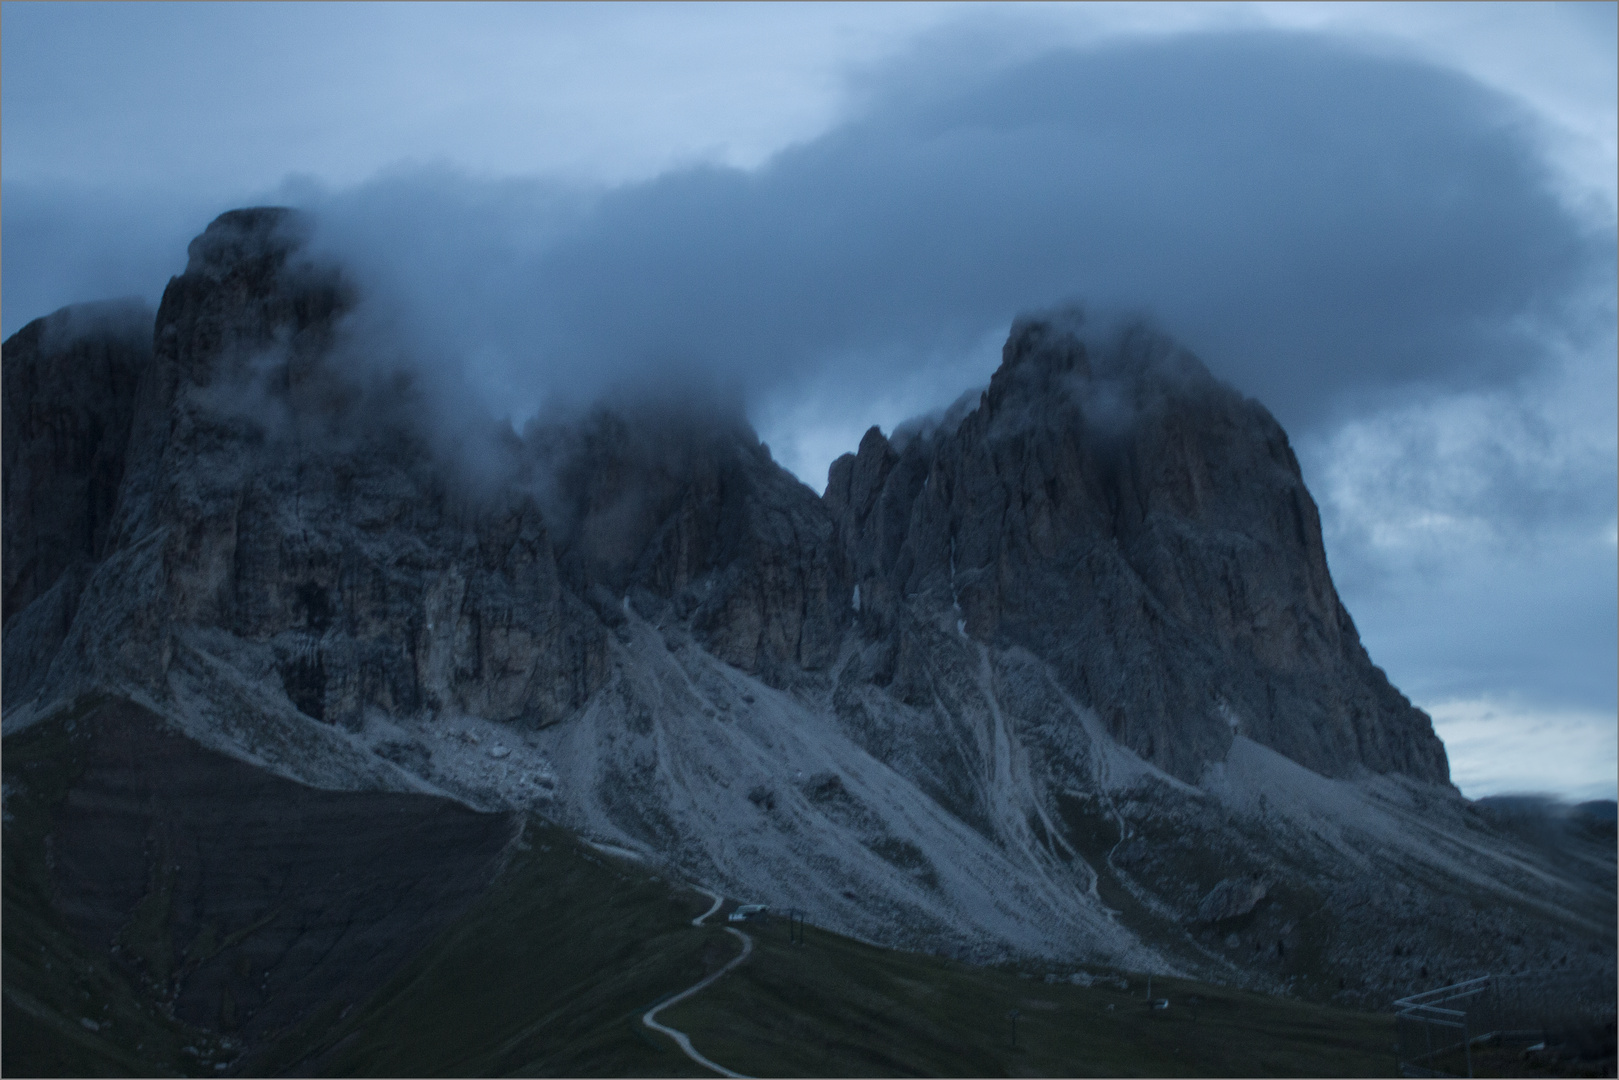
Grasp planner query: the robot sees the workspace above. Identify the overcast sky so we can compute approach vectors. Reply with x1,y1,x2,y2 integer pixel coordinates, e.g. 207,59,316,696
3,1,1614,801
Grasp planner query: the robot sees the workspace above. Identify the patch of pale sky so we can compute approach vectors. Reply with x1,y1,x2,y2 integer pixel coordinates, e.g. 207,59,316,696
1428,696,1618,802
1298,328,1615,759
753,326,1006,490
0,2,950,190
1329,515,1616,710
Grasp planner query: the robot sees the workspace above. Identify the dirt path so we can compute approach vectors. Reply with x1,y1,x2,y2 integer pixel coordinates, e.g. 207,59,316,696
642,887,754,1079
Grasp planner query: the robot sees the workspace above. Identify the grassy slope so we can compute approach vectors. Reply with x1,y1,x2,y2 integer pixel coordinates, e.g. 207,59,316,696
296,832,1397,1078
6,703,1400,1078
3,698,221,1078
258,821,723,1077
2,704,719,1078
663,917,1397,1077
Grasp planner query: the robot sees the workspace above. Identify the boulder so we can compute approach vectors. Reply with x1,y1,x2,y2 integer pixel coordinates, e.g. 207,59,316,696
1194,877,1269,924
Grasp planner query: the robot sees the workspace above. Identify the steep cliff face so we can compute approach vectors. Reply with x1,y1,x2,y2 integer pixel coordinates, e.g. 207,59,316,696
9,210,604,734
1,301,152,630
533,404,849,684
826,315,1449,787
3,208,848,740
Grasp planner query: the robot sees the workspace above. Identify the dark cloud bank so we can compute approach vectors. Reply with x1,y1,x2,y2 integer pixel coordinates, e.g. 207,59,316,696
290,30,1611,441
9,30,1612,436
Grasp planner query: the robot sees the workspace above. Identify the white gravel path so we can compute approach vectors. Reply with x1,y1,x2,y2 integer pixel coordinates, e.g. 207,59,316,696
642,886,754,1079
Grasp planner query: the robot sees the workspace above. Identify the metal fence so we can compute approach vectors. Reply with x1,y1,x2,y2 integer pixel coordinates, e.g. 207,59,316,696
1394,972,1617,1078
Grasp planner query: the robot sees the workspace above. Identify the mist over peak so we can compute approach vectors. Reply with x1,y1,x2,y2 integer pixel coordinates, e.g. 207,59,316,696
217,26,1608,477
29,297,154,356
1,13,1613,1071
183,206,308,278
1,15,1610,803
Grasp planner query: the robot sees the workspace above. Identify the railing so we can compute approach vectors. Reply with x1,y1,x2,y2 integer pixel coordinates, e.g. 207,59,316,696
1393,972,1617,1078
1393,976,1490,1077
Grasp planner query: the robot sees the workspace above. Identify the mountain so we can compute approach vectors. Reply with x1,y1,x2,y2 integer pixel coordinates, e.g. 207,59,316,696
825,314,1447,791
3,209,1612,1070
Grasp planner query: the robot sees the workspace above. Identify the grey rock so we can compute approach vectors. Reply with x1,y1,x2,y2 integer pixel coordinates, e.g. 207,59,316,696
3,207,852,741
826,314,1449,787
1194,877,1269,924
2,300,152,630
533,402,850,684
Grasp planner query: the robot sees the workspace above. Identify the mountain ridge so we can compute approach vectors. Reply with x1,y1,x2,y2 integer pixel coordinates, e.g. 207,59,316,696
2,209,1610,1063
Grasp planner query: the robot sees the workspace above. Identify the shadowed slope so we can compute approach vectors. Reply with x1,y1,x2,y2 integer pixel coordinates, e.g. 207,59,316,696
2,697,514,1074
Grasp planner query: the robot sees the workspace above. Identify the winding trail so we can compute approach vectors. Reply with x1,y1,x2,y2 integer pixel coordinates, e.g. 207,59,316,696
642,887,755,1079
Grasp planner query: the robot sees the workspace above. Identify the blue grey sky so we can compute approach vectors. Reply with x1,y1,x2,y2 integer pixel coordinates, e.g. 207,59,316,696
3,2,1614,800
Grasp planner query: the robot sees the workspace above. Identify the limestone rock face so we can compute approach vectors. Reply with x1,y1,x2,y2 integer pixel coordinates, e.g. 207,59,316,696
2,300,152,627
827,316,1449,786
2,301,156,711
1,210,1447,792
2,208,849,740
534,405,850,685
2,210,600,730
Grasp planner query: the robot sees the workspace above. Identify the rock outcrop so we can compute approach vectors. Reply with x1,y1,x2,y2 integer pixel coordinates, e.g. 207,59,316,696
4,209,848,741
1193,877,1269,924
2,211,1442,789
826,314,1449,786
534,403,849,684
2,301,152,629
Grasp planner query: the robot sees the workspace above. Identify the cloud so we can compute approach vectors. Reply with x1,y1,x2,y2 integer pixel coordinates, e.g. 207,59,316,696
1309,344,1617,555
0,3,946,193
285,29,1616,804
1305,329,1617,716
272,31,1612,468
9,29,1611,441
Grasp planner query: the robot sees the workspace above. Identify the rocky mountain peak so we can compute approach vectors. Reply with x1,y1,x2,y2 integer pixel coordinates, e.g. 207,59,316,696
984,312,1087,383
985,313,1224,446
182,206,309,279
828,314,1449,787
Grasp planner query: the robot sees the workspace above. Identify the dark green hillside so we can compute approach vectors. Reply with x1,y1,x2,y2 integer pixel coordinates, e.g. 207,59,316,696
660,917,1397,1077
4,697,218,1077
264,837,1399,1077
5,698,1402,1077
260,821,724,1077
264,849,1399,1077
0,699,723,1077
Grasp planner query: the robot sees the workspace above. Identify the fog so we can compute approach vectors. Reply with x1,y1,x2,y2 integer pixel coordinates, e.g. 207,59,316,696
277,32,1611,462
